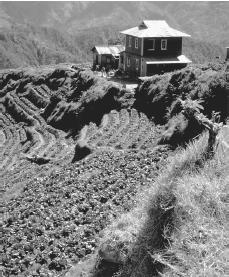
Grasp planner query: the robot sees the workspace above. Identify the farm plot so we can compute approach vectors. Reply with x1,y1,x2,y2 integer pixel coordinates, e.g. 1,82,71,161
82,108,164,150
1,65,170,277
0,71,77,199
2,146,171,277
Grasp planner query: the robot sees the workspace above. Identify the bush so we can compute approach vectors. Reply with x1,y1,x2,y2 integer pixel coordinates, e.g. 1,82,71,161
45,70,132,133
135,66,228,124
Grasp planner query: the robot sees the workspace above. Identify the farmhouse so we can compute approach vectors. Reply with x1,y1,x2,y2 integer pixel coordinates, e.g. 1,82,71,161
119,20,192,77
91,45,125,69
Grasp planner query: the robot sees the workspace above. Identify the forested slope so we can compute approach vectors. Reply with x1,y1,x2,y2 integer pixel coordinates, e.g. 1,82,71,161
0,23,227,70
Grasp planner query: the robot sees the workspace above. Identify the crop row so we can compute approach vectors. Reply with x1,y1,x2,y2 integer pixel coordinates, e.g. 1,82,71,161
106,109,130,146
81,108,163,151
86,114,109,144
0,114,17,169
96,111,121,146
24,87,49,109
20,96,39,112
4,94,35,126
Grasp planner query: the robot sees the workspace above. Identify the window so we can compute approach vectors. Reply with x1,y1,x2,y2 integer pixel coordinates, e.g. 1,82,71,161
136,58,139,70
129,36,132,47
148,39,155,51
161,39,167,50
127,57,130,67
106,57,111,63
135,38,138,49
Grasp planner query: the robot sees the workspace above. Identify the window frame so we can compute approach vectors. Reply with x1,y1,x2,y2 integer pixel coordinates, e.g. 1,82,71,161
148,39,155,51
161,39,167,50
135,38,138,49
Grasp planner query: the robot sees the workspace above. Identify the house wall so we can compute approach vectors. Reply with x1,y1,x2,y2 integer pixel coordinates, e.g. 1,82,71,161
125,35,142,56
93,52,99,66
92,50,117,68
98,54,102,65
119,52,124,70
143,37,182,57
124,52,141,76
124,36,182,58
146,63,186,76
123,36,184,77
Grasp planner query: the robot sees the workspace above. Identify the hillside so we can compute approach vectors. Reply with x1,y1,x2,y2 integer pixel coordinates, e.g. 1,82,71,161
0,25,88,69
1,1,229,43
1,63,228,277
0,1,229,69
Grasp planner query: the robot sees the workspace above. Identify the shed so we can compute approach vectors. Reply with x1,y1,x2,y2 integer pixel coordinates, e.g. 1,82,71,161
91,45,125,69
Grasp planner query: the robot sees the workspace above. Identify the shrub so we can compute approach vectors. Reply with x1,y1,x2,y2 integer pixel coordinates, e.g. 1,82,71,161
45,70,132,134
135,66,227,124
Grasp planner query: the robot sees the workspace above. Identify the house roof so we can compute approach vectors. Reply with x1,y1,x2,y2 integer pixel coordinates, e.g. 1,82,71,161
145,55,192,65
91,45,125,56
120,20,191,38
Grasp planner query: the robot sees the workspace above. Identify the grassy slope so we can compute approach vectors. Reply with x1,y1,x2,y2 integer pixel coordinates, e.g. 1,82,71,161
79,131,228,277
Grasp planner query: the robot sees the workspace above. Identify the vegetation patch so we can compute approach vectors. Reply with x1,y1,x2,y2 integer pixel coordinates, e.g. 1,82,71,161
135,65,228,124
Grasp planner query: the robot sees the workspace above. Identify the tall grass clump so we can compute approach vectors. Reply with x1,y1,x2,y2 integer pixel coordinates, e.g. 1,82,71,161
94,131,229,277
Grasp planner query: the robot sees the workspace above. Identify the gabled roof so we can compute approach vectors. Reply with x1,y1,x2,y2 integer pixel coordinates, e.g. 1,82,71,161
91,45,125,56
120,20,191,38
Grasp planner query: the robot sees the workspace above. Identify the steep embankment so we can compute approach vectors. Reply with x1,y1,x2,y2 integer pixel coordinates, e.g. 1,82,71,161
1,63,228,277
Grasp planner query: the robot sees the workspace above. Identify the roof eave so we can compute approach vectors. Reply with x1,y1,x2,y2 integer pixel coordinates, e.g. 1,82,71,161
120,32,191,38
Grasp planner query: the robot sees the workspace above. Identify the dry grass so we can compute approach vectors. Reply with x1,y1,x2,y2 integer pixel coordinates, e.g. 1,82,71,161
96,131,229,277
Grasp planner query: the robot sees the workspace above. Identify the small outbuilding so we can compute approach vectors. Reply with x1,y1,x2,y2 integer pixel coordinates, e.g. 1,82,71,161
91,45,125,69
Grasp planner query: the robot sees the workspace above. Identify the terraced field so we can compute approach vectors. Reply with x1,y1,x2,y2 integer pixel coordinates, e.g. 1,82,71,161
81,109,164,150
0,75,76,204
1,65,171,277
